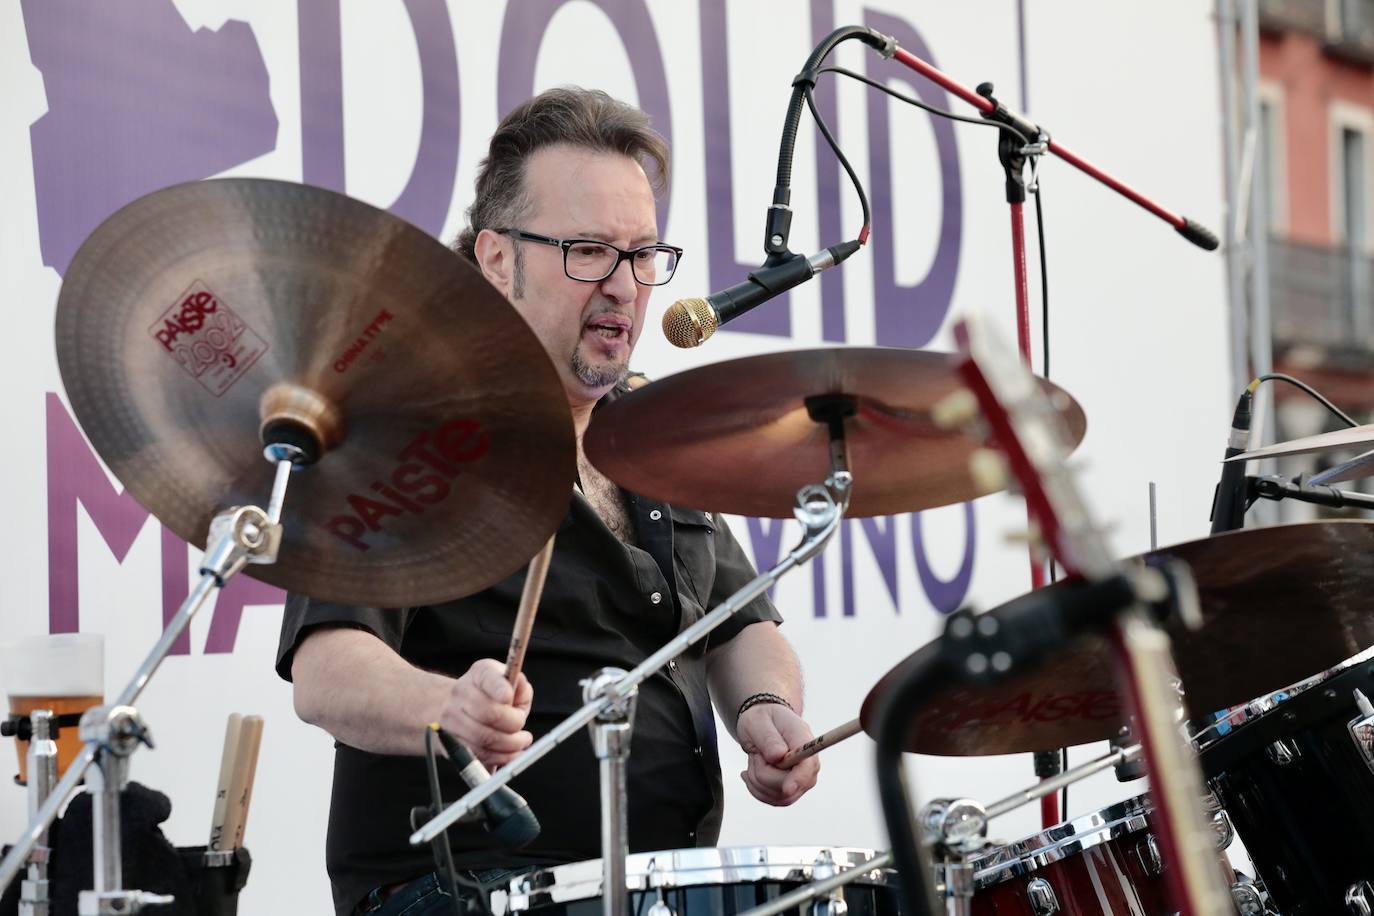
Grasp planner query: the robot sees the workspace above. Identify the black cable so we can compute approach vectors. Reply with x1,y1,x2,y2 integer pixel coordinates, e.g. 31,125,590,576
423,727,469,915
422,727,494,916
1033,186,1050,380
1255,372,1359,428
816,66,1033,141
804,84,870,233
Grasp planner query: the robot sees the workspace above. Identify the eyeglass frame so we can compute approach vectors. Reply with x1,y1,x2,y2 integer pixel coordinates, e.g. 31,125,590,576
494,228,683,286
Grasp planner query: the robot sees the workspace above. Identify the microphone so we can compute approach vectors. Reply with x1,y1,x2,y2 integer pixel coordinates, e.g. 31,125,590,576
434,727,540,849
1208,382,1256,534
663,241,862,348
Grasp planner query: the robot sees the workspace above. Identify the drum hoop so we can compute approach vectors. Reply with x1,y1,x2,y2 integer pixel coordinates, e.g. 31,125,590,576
507,846,890,911
1192,647,1374,753
969,796,1150,888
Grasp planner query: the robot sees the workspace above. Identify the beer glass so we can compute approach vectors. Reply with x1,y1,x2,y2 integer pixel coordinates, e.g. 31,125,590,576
0,633,104,783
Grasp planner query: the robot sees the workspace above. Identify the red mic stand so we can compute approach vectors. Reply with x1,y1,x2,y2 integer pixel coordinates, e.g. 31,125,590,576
879,47,1219,838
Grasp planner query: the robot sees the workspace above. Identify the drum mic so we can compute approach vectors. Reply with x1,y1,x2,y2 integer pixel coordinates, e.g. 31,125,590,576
434,727,540,848
662,241,861,348
1209,381,1256,534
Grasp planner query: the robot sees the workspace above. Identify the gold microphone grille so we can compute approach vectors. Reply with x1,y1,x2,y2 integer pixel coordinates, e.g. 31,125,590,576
662,298,719,348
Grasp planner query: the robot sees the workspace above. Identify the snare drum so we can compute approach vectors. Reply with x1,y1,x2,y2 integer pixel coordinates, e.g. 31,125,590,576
504,847,897,916
968,794,1235,915
1198,653,1374,915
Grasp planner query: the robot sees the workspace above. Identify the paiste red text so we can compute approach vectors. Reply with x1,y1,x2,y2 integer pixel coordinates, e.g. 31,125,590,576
325,419,490,550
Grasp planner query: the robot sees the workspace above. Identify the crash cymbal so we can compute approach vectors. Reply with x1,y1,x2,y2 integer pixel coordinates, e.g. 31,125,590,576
1229,423,1374,463
860,520,1374,755
55,178,574,607
584,348,1086,518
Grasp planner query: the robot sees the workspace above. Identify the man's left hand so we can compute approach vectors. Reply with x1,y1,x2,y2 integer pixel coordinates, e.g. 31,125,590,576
736,703,820,806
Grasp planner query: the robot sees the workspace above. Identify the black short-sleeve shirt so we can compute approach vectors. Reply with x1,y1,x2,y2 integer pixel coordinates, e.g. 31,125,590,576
276,483,781,915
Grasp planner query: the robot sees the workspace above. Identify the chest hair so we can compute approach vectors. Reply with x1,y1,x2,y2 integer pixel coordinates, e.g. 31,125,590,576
577,450,635,543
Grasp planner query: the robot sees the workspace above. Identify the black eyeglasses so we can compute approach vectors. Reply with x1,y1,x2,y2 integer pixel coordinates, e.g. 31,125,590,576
497,229,682,286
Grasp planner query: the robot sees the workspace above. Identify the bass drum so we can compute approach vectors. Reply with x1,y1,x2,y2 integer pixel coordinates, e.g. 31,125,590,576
504,847,898,916
967,795,1235,915
1198,653,1374,915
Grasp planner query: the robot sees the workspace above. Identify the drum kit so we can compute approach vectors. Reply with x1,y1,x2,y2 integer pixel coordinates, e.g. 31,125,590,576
2,175,1374,916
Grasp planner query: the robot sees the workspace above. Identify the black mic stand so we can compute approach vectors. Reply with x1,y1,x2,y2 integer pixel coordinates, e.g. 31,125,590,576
1249,475,1374,513
871,574,1141,916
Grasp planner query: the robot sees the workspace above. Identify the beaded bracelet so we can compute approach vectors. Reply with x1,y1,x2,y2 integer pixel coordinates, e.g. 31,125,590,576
736,692,794,721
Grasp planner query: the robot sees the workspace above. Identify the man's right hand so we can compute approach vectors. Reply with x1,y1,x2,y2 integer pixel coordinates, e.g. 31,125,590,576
437,658,534,769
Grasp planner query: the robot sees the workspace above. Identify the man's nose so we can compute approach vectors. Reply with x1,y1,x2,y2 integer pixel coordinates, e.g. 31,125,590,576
599,257,638,304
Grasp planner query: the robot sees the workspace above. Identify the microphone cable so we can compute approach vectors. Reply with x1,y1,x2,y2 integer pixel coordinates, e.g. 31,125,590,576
418,725,495,916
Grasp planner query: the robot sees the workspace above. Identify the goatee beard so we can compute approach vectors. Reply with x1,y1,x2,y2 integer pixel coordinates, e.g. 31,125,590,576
571,348,626,389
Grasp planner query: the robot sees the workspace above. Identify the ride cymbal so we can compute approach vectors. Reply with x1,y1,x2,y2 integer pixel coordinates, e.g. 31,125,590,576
55,178,575,607
860,520,1374,755
584,347,1086,518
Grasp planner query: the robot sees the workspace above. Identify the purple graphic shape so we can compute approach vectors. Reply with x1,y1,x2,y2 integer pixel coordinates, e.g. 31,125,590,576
160,529,285,655
47,395,152,634
299,0,346,192
299,0,460,236
745,517,786,600
864,8,963,348
841,517,898,618
497,1,674,239
22,0,278,276
910,503,976,613
698,0,789,337
810,0,848,342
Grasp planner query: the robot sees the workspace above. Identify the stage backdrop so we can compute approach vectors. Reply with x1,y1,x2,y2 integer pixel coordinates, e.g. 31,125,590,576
0,1,1229,911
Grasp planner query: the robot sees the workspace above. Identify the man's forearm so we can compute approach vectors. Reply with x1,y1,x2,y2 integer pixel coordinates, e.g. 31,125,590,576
291,626,453,756
706,621,803,741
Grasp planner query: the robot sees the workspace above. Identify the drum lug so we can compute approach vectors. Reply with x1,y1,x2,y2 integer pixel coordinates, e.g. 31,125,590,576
808,850,848,916
1230,879,1265,915
1210,808,1234,850
1025,877,1059,915
1135,834,1163,877
1346,689,1374,775
1347,879,1374,916
1264,738,1297,766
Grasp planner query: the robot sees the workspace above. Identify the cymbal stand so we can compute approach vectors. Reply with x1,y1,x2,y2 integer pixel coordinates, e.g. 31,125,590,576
412,410,856,916
18,711,58,916
0,446,304,908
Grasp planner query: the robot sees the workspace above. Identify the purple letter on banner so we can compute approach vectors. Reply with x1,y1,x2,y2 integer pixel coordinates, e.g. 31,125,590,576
864,8,962,348
498,0,674,239
298,0,460,235
841,517,899,617
47,394,152,635
698,0,790,337
22,0,277,275
910,504,975,613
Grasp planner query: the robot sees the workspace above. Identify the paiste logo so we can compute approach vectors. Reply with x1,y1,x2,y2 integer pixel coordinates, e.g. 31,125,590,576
325,419,491,551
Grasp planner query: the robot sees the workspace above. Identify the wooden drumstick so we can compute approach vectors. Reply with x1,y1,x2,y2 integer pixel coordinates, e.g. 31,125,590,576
219,714,264,850
506,534,556,685
207,713,244,851
779,718,862,769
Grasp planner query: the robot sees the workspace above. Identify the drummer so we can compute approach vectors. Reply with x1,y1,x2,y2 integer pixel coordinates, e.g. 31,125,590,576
276,86,821,916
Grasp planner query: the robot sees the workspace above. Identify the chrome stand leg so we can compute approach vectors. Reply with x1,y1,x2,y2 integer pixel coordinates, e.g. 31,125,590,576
583,668,637,916
18,711,57,916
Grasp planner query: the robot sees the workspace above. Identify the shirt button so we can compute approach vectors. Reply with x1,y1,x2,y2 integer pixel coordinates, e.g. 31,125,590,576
669,660,678,672
649,509,663,521
650,591,663,605
694,746,703,757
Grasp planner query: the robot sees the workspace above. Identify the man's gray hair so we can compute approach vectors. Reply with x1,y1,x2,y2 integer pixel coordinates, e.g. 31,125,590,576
452,87,669,263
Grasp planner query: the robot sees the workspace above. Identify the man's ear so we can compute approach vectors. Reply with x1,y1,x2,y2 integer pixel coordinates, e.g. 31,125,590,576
473,228,513,298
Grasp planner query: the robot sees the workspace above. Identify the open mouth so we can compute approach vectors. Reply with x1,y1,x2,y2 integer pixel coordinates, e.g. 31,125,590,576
585,315,631,340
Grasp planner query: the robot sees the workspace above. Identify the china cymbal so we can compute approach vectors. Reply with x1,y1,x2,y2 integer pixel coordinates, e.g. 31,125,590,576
584,348,1086,518
860,520,1374,755
55,178,575,607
